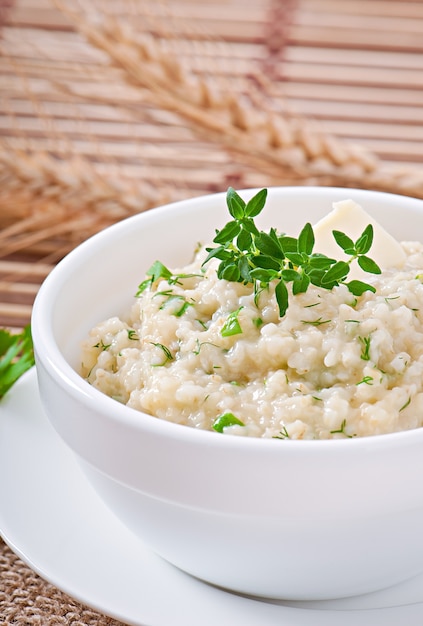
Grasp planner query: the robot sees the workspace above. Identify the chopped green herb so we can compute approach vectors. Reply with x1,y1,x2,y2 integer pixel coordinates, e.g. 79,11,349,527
301,317,331,327
252,317,263,328
221,307,243,337
358,336,372,361
136,261,203,296
150,342,173,365
127,329,139,340
196,319,208,330
93,339,111,351
330,419,355,438
136,261,172,295
400,397,411,412
157,293,194,317
192,339,221,355
0,325,35,399
167,272,204,285
356,375,374,386
212,412,245,432
273,426,290,439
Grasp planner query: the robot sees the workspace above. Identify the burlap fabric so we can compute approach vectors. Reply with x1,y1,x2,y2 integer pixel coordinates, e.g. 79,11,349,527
0,539,125,625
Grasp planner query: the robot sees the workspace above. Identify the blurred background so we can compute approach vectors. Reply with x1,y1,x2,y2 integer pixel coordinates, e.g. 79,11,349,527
0,1,423,623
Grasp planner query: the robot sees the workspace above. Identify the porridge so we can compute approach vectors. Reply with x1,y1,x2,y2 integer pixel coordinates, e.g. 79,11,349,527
81,190,423,439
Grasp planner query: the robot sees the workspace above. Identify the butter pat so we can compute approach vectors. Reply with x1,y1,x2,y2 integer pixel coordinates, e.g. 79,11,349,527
313,199,406,279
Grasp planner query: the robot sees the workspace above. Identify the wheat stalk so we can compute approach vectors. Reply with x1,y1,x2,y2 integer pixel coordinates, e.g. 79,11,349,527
2,0,423,266
0,143,173,258
51,0,423,200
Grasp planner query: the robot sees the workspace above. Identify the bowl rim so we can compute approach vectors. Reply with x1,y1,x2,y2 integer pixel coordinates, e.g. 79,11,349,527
32,185,423,453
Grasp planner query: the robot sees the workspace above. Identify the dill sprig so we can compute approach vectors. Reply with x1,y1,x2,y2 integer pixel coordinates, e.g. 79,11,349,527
203,187,381,317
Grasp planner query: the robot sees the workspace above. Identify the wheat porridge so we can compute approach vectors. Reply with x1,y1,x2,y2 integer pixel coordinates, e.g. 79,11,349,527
81,189,423,439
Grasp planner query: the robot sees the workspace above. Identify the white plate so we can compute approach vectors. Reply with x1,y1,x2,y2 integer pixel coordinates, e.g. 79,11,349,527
2,369,423,626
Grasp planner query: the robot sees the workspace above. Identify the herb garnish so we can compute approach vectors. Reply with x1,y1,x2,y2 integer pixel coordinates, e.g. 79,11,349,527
156,292,194,317
221,307,243,337
400,397,411,412
358,336,372,361
93,339,111,351
136,260,203,295
330,419,355,438
203,187,381,317
150,342,174,366
273,426,290,439
301,317,331,327
212,412,245,432
0,325,35,399
356,375,374,386
192,339,222,355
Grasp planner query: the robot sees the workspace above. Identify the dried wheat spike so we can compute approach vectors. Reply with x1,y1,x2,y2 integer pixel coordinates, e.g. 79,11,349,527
54,0,423,199
0,143,173,257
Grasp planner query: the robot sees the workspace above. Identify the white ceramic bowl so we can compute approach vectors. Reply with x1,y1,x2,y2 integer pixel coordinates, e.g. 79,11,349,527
32,187,423,601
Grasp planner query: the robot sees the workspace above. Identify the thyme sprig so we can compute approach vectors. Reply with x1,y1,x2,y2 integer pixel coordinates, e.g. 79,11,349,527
203,188,381,317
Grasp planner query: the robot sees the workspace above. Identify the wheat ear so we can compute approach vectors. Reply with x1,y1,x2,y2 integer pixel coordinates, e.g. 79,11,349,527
53,1,423,199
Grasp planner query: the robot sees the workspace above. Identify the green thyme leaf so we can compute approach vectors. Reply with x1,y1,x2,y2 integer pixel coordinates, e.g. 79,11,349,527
275,279,289,317
321,261,350,285
355,224,374,255
220,263,241,282
245,188,268,217
292,271,310,295
345,280,376,296
237,228,252,251
332,230,355,254
213,220,241,244
357,255,382,274
279,235,298,253
226,187,245,219
298,222,315,255
255,231,283,258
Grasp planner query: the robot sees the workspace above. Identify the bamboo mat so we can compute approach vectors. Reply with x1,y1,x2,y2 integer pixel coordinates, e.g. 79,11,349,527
1,0,423,332
1,1,423,624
